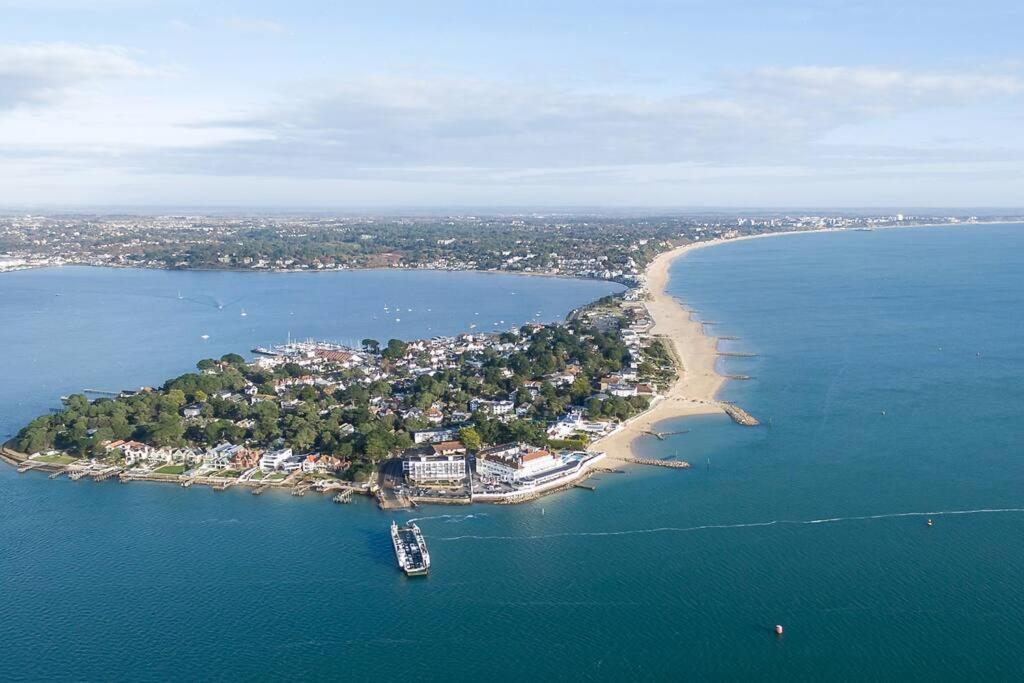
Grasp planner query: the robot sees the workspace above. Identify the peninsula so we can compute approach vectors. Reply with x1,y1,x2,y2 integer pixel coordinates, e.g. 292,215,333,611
3,232,777,505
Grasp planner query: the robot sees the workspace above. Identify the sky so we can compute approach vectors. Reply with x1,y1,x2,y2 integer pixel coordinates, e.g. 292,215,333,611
0,0,1022,209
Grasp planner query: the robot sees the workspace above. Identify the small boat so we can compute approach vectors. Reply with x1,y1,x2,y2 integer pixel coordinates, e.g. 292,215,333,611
200,334,210,340
240,309,247,317
927,519,934,527
775,624,784,636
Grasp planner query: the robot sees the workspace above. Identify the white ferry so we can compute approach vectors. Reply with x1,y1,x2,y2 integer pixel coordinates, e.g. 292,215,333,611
391,521,430,576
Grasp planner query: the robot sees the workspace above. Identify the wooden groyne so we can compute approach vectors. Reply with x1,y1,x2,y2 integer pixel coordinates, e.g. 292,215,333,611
620,456,691,469
721,402,760,426
642,428,690,441
719,335,740,340
718,351,757,358
725,374,754,380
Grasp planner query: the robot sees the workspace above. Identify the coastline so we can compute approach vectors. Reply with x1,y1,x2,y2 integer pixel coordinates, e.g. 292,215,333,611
587,229,840,463
588,241,729,463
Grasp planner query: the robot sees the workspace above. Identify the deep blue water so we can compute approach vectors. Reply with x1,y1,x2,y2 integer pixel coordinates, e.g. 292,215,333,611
2,225,1024,681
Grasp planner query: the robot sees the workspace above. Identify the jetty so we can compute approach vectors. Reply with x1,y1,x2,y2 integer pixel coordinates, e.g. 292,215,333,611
719,335,740,340
17,460,47,474
725,374,754,380
91,467,121,481
717,351,757,358
721,402,760,426
620,456,691,469
642,428,689,441
333,490,353,504
252,484,270,496
573,482,597,491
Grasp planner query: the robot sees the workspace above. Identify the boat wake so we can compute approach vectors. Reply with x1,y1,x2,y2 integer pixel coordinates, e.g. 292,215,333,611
406,513,489,525
435,507,1024,542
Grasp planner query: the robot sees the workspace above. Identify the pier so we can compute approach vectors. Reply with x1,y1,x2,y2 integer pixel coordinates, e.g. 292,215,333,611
333,490,353,504
642,428,689,441
573,482,597,491
91,467,121,481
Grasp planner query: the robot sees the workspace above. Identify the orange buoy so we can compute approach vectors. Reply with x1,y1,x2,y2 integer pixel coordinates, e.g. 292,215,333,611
775,624,784,635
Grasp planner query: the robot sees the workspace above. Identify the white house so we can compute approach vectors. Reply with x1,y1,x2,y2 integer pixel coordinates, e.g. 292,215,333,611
259,448,294,472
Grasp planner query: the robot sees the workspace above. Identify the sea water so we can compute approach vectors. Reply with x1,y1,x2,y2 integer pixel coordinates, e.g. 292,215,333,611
2,225,1022,680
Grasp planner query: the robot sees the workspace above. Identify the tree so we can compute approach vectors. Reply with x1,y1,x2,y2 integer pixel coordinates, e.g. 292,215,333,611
458,426,482,452
361,338,380,354
220,353,246,367
381,338,408,360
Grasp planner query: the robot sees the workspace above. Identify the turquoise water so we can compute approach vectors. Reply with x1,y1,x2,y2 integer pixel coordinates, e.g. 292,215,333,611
2,225,1023,680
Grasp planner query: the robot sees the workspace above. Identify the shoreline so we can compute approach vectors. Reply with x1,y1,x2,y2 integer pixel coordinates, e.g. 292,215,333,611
587,228,854,463
587,221,973,462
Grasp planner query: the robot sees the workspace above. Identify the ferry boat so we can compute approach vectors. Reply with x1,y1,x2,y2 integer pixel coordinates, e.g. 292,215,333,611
391,521,430,576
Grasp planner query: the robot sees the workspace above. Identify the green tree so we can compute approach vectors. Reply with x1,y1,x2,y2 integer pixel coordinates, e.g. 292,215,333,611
458,426,482,451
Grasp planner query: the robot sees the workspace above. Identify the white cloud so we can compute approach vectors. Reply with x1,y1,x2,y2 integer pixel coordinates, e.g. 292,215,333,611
0,43,155,109
742,66,1023,110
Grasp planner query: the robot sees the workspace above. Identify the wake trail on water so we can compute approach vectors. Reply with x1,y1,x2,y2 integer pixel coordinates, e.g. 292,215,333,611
434,507,1024,542
405,513,489,525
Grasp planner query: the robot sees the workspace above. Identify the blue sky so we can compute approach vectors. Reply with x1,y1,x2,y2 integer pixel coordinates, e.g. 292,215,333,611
0,0,1021,208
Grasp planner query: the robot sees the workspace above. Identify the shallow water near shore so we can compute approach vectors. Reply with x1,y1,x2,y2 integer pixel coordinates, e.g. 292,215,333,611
3,225,1024,680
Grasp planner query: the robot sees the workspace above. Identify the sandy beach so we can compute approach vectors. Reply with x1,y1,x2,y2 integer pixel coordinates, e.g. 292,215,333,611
589,240,734,462
589,228,872,461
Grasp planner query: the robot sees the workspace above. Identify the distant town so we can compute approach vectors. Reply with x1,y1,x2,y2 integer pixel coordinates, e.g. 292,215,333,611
1,211,1014,280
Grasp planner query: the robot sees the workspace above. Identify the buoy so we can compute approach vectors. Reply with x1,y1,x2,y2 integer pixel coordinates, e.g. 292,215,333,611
775,624,784,636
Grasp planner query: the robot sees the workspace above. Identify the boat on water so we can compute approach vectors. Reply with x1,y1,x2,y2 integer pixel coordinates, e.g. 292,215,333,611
240,309,247,317
391,521,430,576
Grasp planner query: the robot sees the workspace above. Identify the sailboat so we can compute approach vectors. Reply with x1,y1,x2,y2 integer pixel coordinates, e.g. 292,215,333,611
240,309,248,317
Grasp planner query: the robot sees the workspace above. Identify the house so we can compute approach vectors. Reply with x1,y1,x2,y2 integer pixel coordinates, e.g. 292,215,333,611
259,448,294,472
182,404,203,418
413,427,460,444
301,454,319,473
431,440,466,456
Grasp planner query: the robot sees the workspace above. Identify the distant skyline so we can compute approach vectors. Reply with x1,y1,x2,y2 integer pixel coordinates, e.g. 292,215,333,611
1,0,1022,207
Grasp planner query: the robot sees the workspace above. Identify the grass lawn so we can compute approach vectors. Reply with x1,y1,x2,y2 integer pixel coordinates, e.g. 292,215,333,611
154,464,186,475
250,470,265,480
31,453,78,465
267,472,288,481
215,469,241,478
